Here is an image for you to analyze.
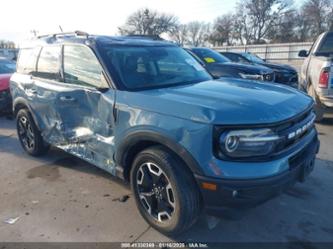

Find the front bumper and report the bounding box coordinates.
[274,71,298,87]
[319,95,333,109]
[195,137,320,216]
[0,89,12,112]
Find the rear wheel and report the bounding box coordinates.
[131,146,202,236]
[16,109,49,156]
[308,84,324,122]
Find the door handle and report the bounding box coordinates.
[59,96,76,102]
[26,88,37,96]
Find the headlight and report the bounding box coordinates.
[239,73,263,81]
[219,128,281,158]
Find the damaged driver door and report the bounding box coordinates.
[55,44,117,174]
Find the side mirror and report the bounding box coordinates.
[298,50,308,58]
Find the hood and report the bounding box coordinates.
[0,74,11,91]
[214,62,273,74]
[123,79,313,125]
[259,62,296,72]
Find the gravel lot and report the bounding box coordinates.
[0,114,333,243]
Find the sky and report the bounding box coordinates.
[0,0,305,44]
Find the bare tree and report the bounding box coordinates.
[267,9,299,42]
[300,0,333,39]
[234,0,292,44]
[186,22,210,47]
[209,14,234,46]
[233,3,257,44]
[118,8,179,36]
[294,10,313,41]
[329,4,333,31]
[119,3,333,46]
[170,24,188,46]
[232,9,249,45]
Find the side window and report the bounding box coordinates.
[317,33,333,54]
[36,46,61,80]
[63,45,108,88]
[17,47,40,74]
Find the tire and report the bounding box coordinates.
[16,109,49,156]
[307,84,324,122]
[130,146,202,236]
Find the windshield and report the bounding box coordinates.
[0,60,16,74]
[191,48,230,64]
[99,45,212,90]
[241,53,265,64]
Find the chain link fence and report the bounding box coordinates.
[214,42,313,72]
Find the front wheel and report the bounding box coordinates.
[131,146,202,236]
[16,109,49,156]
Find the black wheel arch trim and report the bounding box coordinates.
[13,98,41,130]
[115,130,204,180]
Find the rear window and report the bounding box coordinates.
[36,46,61,80]
[317,32,333,55]
[17,48,40,74]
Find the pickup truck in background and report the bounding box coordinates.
[299,31,333,121]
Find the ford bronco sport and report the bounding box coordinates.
[10,31,319,235]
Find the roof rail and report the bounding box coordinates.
[37,30,89,39]
[125,35,164,41]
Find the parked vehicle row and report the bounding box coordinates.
[10,31,319,235]
[184,47,299,88]
[298,31,333,121]
[186,48,275,82]
[221,52,299,87]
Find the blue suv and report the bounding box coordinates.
[10,31,319,235]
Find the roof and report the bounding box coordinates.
[220,51,239,54]
[20,31,176,48]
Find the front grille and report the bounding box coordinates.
[274,109,315,154]
[289,136,317,170]
[275,71,298,84]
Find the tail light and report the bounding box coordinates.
[319,67,330,88]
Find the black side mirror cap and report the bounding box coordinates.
[298,50,308,57]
